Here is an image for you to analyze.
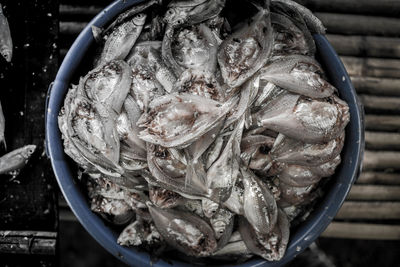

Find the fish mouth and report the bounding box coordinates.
[1,50,12,62]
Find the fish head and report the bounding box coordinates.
[1,48,12,63]
[164,7,188,26]
[133,13,147,26]
[23,145,37,157]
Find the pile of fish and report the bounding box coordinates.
[58,0,350,262]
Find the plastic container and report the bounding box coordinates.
[45,0,365,266]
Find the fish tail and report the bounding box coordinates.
[0,137,6,151]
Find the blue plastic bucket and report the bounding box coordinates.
[45,1,365,266]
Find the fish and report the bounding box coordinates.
[102,0,161,36]
[164,0,226,27]
[149,186,184,209]
[91,195,134,225]
[81,60,132,114]
[271,0,326,34]
[96,13,146,66]
[276,164,322,187]
[270,12,315,56]
[147,202,218,257]
[137,93,232,148]
[202,198,220,218]
[270,132,345,166]
[129,53,166,112]
[253,94,350,144]
[206,118,244,202]
[222,179,244,215]
[260,55,335,98]
[0,4,12,62]
[217,2,273,88]
[279,181,317,206]
[241,167,278,235]
[240,134,275,170]
[65,96,123,177]
[145,143,208,198]
[239,208,290,261]
[162,1,225,76]
[173,69,224,101]
[0,145,36,176]
[209,207,234,248]
[0,100,6,149]
[172,23,219,73]
[118,219,162,247]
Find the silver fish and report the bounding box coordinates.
[119,145,148,172]
[0,100,5,149]
[102,0,161,36]
[146,46,177,93]
[117,96,147,158]
[162,1,225,76]
[202,198,220,218]
[129,52,166,112]
[206,118,244,202]
[270,132,345,166]
[239,208,290,261]
[137,93,232,148]
[149,186,184,209]
[271,12,315,56]
[81,60,132,113]
[276,164,322,187]
[59,86,94,170]
[271,0,326,34]
[204,134,224,169]
[217,3,273,88]
[260,55,335,98]
[241,167,278,235]
[210,208,234,248]
[146,143,208,197]
[0,145,36,176]
[310,155,341,177]
[172,23,219,73]
[212,240,251,258]
[91,195,134,225]
[164,0,226,27]
[222,178,244,215]
[65,96,123,176]
[118,219,162,247]
[173,69,224,101]
[147,202,218,257]
[97,13,146,66]
[0,4,12,62]
[240,134,275,170]
[253,94,350,144]
[279,181,317,206]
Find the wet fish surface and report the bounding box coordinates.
[58,0,351,263]
[0,4,12,62]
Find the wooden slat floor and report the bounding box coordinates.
[57,0,400,241]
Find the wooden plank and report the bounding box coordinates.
[342,56,400,79]
[357,172,400,185]
[365,115,400,131]
[60,5,102,21]
[336,202,400,220]
[363,151,400,170]
[365,132,400,150]
[0,231,57,255]
[360,95,400,114]
[347,185,400,200]
[327,34,400,58]
[315,13,400,37]
[321,222,400,240]
[295,0,400,17]
[59,21,87,35]
[351,76,400,96]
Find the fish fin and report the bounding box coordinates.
[0,138,6,151]
[91,25,103,43]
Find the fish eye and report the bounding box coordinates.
[168,10,174,15]
[177,19,182,24]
